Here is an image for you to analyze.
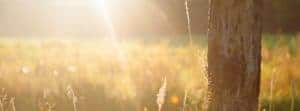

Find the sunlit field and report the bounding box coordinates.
[0,35,298,111]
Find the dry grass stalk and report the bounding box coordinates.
[185,0,193,47]
[67,85,78,111]
[290,79,296,111]
[157,77,167,111]
[10,97,16,111]
[182,89,188,111]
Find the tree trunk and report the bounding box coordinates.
[207,0,262,111]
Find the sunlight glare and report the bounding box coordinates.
[93,0,128,69]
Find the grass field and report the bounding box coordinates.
[0,35,299,111]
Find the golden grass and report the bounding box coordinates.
[0,36,298,111]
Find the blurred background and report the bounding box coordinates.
[0,0,299,37]
[0,0,299,111]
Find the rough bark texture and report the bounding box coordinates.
[207,0,262,111]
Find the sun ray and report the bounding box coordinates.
[94,0,128,69]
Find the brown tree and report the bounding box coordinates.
[207,0,262,111]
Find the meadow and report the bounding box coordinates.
[0,35,299,111]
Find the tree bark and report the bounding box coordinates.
[207,0,262,111]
